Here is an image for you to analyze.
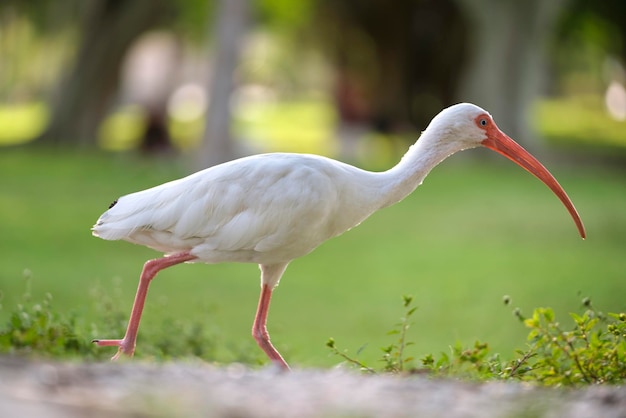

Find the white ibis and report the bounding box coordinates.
[92,103,585,369]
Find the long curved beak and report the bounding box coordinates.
[482,129,586,239]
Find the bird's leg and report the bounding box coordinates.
[252,284,290,370]
[93,251,196,360]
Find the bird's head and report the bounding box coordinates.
[425,103,495,150]
[427,103,586,239]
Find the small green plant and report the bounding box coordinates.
[421,340,503,380]
[326,338,375,373]
[327,294,418,373]
[381,295,417,372]
[329,294,626,385]
[0,270,96,357]
[423,296,626,385]
[509,299,626,385]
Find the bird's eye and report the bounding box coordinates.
[479,118,488,127]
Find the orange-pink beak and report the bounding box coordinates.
[481,126,586,239]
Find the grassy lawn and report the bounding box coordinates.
[1,146,624,367]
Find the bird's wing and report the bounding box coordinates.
[188,155,342,254]
[93,154,343,256]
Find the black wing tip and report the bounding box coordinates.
[108,199,118,209]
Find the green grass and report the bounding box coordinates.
[0,147,625,367]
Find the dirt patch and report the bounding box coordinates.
[1,356,625,417]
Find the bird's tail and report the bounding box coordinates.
[91,209,136,241]
[91,213,117,240]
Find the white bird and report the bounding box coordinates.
[92,103,586,370]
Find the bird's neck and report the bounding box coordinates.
[376,131,464,209]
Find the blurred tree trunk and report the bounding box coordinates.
[36,0,170,147]
[197,0,250,169]
[454,0,569,151]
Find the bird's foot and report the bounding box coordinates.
[92,338,135,361]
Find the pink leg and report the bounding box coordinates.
[252,284,290,370]
[93,252,196,360]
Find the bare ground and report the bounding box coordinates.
[1,356,625,418]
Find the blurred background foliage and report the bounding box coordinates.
[0,0,624,160]
[0,0,625,366]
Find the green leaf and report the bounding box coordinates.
[524,317,539,328]
[570,312,586,326]
[421,354,434,366]
[542,308,555,322]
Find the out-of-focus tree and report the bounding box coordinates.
[553,0,626,95]
[198,0,321,166]
[455,0,569,150]
[198,0,251,168]
[312,0,584,152]
[36,0,174,147]
[315,0,468,134]
[3,0,212,149]
[0,0,80,101]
